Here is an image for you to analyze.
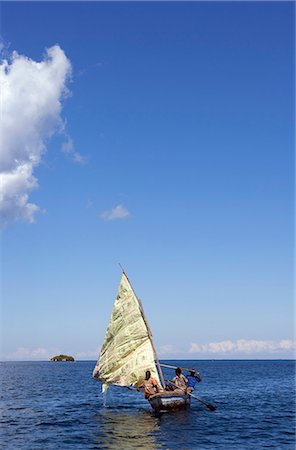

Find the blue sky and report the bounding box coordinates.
[1,1,294,360]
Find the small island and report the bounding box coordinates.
[50,354,75,362]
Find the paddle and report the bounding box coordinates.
[160,363,201,374]
[189,393,217,411]
[165,380,217,411]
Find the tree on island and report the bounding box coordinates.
[50,354,75,362]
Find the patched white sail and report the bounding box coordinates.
[93,273,161,387]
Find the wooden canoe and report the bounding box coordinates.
[148,391,191,413]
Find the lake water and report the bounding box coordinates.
[1,360,295,449]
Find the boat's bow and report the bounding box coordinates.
[148,391,191,413]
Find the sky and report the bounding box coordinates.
[1,1,294,361]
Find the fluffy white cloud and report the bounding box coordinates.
[279,339,295,350]
[4,347,57,360]
[158,344,180,355]
[2,346,100,361]
[75,348,100,359]
[101,204,130,221]
[0,45,72,228]
[31,347,49,357]
[188,339,295,354]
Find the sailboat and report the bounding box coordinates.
[93,270,190,413]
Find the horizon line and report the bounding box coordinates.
[1,358,295,363]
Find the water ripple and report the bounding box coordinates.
[0,360,295,449]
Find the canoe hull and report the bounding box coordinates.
[148,392,191,413]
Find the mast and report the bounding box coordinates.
[121,270,166,389]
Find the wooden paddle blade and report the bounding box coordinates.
[206,403,217,411]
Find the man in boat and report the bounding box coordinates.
[186,369,202,393]
[169,368,188,394]
[137,370,161,399]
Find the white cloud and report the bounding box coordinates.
[61,135,87,164]
[31,347,49,357]
[75,349,100,359]
[101,204,130,221]
[279,339,295,350]
[1,346,101,361]
[188,339,295,355]
[0,45,72,228]
[61,136,74,154]
[72,152,88,164]
[158,344,180,355]
[4,347,57,360]
[7,347,31,359]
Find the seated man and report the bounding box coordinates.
[170,367,188,394]
[138,370,161,399]
[186,369,202,393]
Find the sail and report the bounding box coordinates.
[93,273,161,387]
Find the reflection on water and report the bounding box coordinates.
[95,408,161,449]
[93,386,194,450]
[91,382,196,449]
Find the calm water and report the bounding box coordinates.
[1,360,295,449]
